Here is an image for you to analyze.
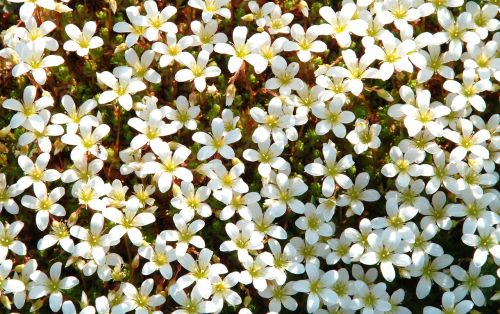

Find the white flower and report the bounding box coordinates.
[0,260,25,298]
[164,95,200,130]
[112,6,148,47]
[247,1,275,27]
[417,45,457,83]
[243,139,288,178]
[113,279,165,313]
[461,224,500,267]
[16,16,58,50]
[190,20,228,52]
[0,220,26,260]
[401,90,450,137]
[451,262,496,306]
[138,236,177,279]
[16,152,61,195]
[443,69,491,112]
[140,0,177,41]
[419,191,453,234]
[12,40,64,85]
[264,6,293,34]
[61,123,110,161]
[2,85,53,131]
[425,150,460,194]
[175,248,227,299]
[205,161,248,204]
[418,0,464,16]
[220,220,264,261]
[337,172,380,216]
[141,143,192,193]
[466,2,500,40]
[171,181,212,218]
[51,95,98,134]
[295,203,333,244]
[29,262,79,312]
[63,21,103,56]
[312,94,355,137]
[261,172,308,217]
[70,213,112,265]
[326,49,380,96]
[294,262,339,313]
[346,119,382,154]
[265,59,304,95]
[289,236,329,266]
[360,232,411,282]
[352,281,392,314]
[0,173,23,215]
[214,26,267,74]
[410,254,454,299]
[18,110,63,153]
[284,24,326,62]
[305,140,354,196]
[463,41,499,80]
[128,108,175,150]
[123,48,161,83]
[423,291,474,314]
[442,118,490,163]
[217,191,261,221]
[188,0,230,22]
[152,34,193,67]
[175,50,221,92]
[435,10,480,57]
[160,213,205,256]
[372,197,418,248]
[380,0,422,31]
[170,288,217,314]
[192,118,241,160]
[248,205,287,240]
[239,253,279,292]
[97,69,147,110]
[12,259,37,309]
[250,97,294,144]
[210,272,242,312]
[370,34,415,80]
[8,0,55,21]
[21,185,65,231]
[37,221,74,253]
[381,146,433,187]
[266,239,304,283]
[318,3,366,48]
[104,198,156,246]
[259,281,298,312]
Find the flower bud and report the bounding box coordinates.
[225,83,236,107]
[241,14,254,22]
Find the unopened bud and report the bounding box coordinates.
[242,14,254,22]
[171,183,182,198]
[114,43,128,54]
[131,254,140,270]
[225,84,236,107]
[299,1,309,17]
[67,209,80,227]
[232,157,242,166]
[30,299,44,312]
[14,264,24,273]
[376,88,394,102]
[53,139,65,155]
[0,295,11,310]
[207,84,218,94]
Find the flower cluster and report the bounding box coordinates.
[0,0,498,313]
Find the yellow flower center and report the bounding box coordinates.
[39,198,52,211]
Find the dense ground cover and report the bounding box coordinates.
[0,0,499,313]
